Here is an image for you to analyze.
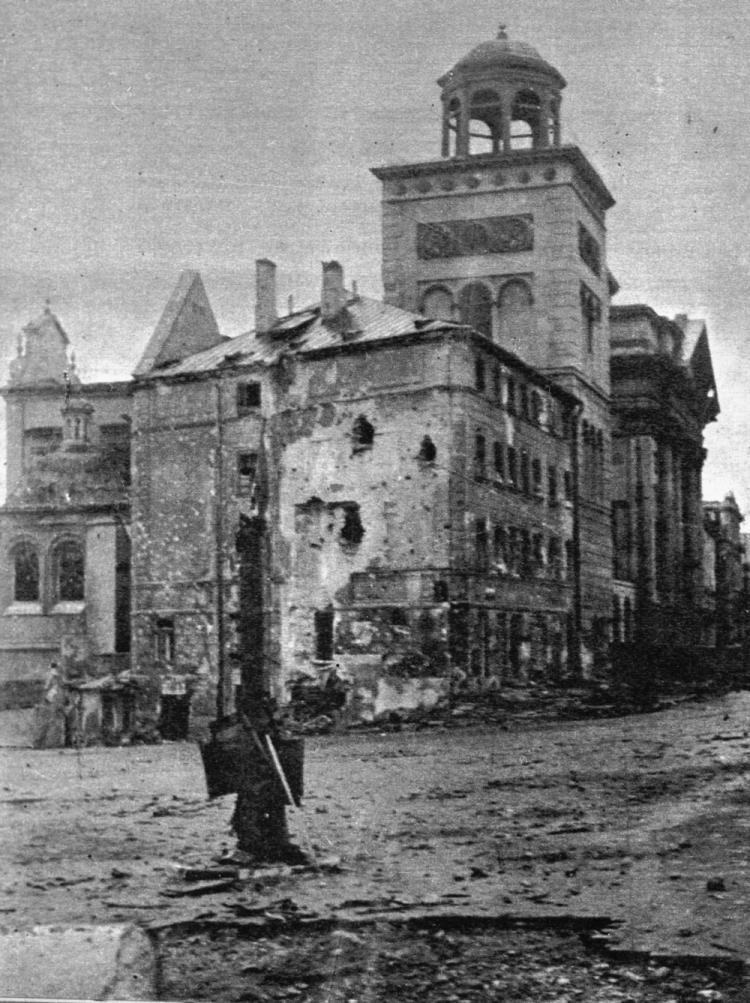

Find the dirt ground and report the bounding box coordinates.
[2,690,750,998]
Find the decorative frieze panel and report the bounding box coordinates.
[417,215,533,260]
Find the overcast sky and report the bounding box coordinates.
[2,0,749,508]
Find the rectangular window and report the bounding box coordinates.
[520,530,531,576]
[237,451,258,495]
[612,501,632,581]
[237,382,262,414]
[506,378,516,415]
[475,517,489,570]
[493,441,505,479]
[474,433,486,478]
[155,617,175,665]
[507,447,518,488]
[493,526,508,570]
[564,540,575,581]
[532,457,543,495]
[563,469,573,502]
[314,609,335,661]
[548,537,562,579]
[475,357,486,393]
[520,451,530,494]
[548,465,558,505]
[532,533,544,574]
[519,383,529,420]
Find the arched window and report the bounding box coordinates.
[511,89,541,149]
[445,97,461,157]
[458,283,492,338]
[469,89,503,155]
[421,286,453,321]
[12,542,39,602]
[52,540,84,602]
[498,280,533,349]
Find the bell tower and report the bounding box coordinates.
[371,26,614,396]
[371,27,617,653]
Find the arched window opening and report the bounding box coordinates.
[510,89,541,149]
[12,543,39,602]
[352,415,374,449]
[458,283,492,338]
[53,540,84,602]
[418,435,437,463]
[498,280,533,349]
[421,286,453,321]
[445,97,461,157]
[468,89,503,155]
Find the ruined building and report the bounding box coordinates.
[0,29,727,731]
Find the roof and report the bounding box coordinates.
[135,295,464,378]
[439,30,566,89]
[133,271,225,376]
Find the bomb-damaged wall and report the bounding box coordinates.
[270,338,455,717]
[130,371,269,734]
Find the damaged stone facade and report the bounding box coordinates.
[1,29,733,735]
[610,306,719,650]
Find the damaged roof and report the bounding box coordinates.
[135,294,465,378]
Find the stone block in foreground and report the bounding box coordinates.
[0,923,156,1000]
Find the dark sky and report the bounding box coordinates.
[2,0,749,507]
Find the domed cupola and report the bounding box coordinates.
[438,27,566,158]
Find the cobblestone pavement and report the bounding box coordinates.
[1,690,750,979]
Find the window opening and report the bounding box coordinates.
[475,517,489,570]
[155,617,175,665]
[433,580,449,602]
[563,470,573,502]
[510,89,541,149]
[494,526,508,570]
[532,457,543,495]
[548,466,558,505]
[54,541,84,602]
[237,451,258,495]
[468,89,503,155]
[498,281,533,349]
[314,609,334,661]
[237,382,261,413]
[520,451,530,494]
[340,504,365,547]
[475,356,486,392]
[493,441,505,479]
[458,283,492,338]
[421,286,453,321]
[507,446,518,488]
[13,543,39,602]
[418,435,436,462]
[474,433,486,477]
[352,415,375,449]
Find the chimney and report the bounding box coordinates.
[321,261,346,322]
[255,258,277,334]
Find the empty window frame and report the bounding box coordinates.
[314,608,335,661]
[520,451,531,494]
[475,517,489,569]
[237,451,258,495]
[52,540,84,602]
[237,382,262,414]
[154,617,175,665]
[532,457,543,495]
[475,356,486,392]
[12,542,39,602]
[352,415,375,449]
[493,441,505,479]
[474,433,486,477]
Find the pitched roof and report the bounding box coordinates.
[133,271,225,377]
[134,294,464,378]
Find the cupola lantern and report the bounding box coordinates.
[438,27,566,158]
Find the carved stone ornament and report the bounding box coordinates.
[417,215,533,260]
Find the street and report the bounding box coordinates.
[2,691,750,998]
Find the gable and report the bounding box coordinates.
[133,271,224,377]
